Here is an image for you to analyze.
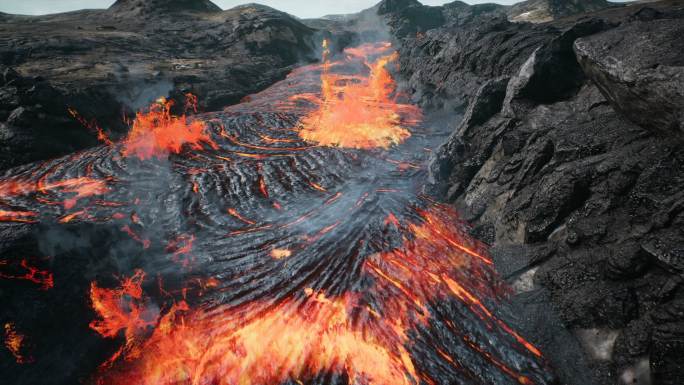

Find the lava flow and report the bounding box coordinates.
[297,41,421,149]
[0,41,553,385]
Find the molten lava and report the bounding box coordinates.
[122,97,217,160]
[4,322,31,364]
[297,41,421,149]
[0,259,54,290]
[93,206,541,385]
[89,270,160,362]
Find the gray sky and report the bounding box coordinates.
[0,0,540,18]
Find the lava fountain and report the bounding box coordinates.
[297,41,421,149]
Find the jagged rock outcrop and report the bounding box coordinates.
[0,66,105,170]
[0,1,317,170]
[575,19,684,137]
[397,15,552,111]
[389,0,684,384]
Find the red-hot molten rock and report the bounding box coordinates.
[122,97,217,160]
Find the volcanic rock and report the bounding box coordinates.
[508,0,615,23]
[575,18,684,137]
[108,0,222,15]
[390,0,684,383]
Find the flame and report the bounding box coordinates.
[4,323,31,364]
[297,41,421,149]
[122,96,217,160]
[89,270,160,363]
[96,291,418,385]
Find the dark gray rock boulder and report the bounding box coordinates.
[575,19,684,137]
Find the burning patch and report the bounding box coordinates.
[122,96,217,160]
[297,41,421,149]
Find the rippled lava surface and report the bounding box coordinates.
[0,44,555,385]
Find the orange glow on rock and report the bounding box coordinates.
[298,41,421,149]
[270,248,292,259]
[0,210,38,223]
[122,97,217,160]
[0,177,110,211]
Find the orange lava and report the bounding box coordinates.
[298,41,421,149]
[0,210,38,223]
[4,322,31,364]
[122,97,217,160]
[93,206,541,385]
[270,248,292,259]
[0,177,110,211]
[89,270,160,362]
[96,290,418,385]
[0,259,54,290]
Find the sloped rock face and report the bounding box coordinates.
[575,19,684,137]
[0,3,317,170]
[391,0,684,384]
[0,66,106,170]
[109,0,222,15]
[397,14,552,111]
[508,0,614,23]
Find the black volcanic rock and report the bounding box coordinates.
[109,0,222,15]
[390,0,684,383]
[397,15,553,111]
[508,0,615,23]
[575,18,684,137]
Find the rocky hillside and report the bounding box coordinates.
[376,0,684,384]
[508,0,615,23]
[0,0,317,171]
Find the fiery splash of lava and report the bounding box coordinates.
[122,97,217,160]
[89,270,160,364]
[297,41,421,149]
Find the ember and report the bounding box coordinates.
[4,323,31,364]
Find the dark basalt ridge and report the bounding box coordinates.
[382,0,684,383]
[109,0,222,14]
